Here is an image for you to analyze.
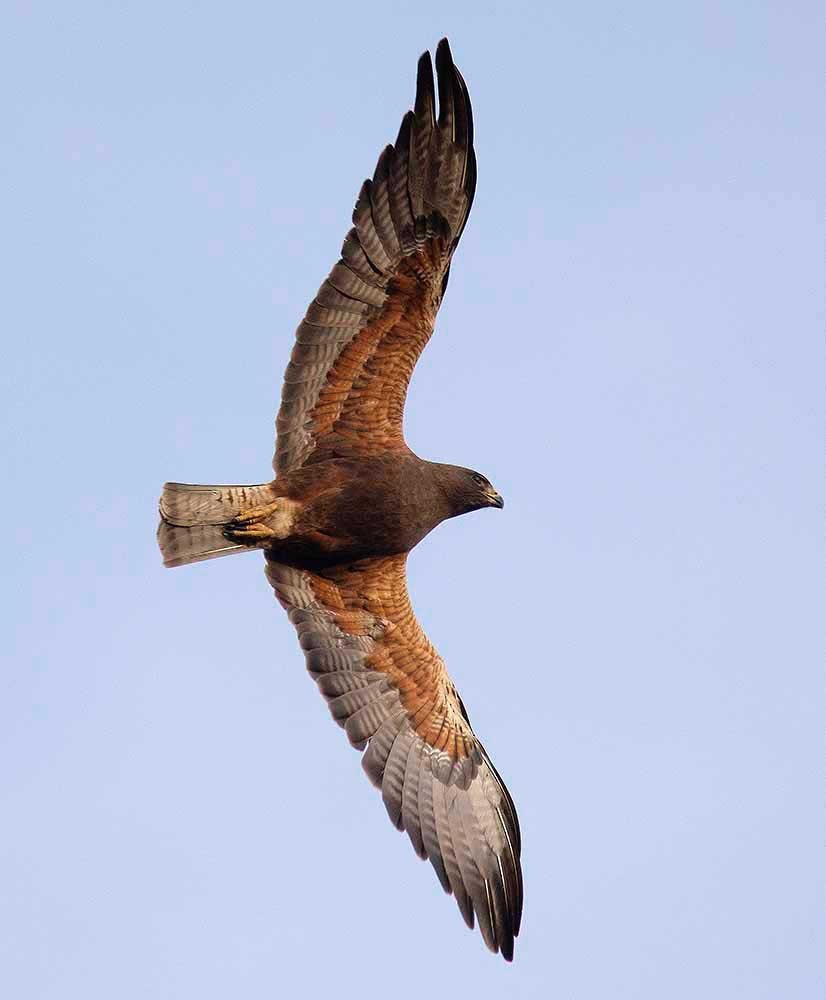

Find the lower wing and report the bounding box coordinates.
[265,552,523,959]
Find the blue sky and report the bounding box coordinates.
[2,2,823,996]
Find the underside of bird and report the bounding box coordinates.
[156,38,523,961]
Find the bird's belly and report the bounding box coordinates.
[268,481,433,569]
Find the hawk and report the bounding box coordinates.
[158,38,523,960]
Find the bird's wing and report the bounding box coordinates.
[274,38,476,475]
[265,553,523,959]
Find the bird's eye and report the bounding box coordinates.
[472,473,486,486]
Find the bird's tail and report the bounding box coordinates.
[157,482,274,568]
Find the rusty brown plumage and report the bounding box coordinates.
[298,256,442,464]
[301,554,475,758]
[157,38,522,960]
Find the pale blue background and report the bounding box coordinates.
[2,2,823,997]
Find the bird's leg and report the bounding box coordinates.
[223,498,300,546]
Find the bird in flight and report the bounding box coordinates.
[158,38,523,960]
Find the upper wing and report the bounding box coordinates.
[265,553,523,960]
[274,38,477,475]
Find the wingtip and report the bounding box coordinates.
[435,37,453,64]
[434,38,458,133]
[414,49,436,124]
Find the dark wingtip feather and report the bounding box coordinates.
[434,38,456,134]
[394,109,413,151]
[450,70,469,150]
[454,67,474,150]
[435,37,452,65]
[414,50,436,125]
[465,147,478,204]
[373,144,392,182]
[435,43,477,238]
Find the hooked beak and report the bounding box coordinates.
[486,488,505,509]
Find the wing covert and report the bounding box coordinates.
[274,39,477,475]
[264,552,523,960]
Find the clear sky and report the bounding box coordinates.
[2,2,823,997]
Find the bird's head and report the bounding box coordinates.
[437,464,504,516]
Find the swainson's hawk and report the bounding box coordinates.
[158,38,523,959]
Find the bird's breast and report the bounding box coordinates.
[309,478,440,554]
[266,456,449,568]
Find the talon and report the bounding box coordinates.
[231,514,257,527]
[224,522,280,545]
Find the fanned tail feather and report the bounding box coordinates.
[157,482,272,568]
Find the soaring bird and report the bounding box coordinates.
[158,38,523,960]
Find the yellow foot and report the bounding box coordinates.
[223,522,278,545]
[231,500,283,526]
[223,498,299,547]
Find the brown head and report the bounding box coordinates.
[430,462,505,518]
